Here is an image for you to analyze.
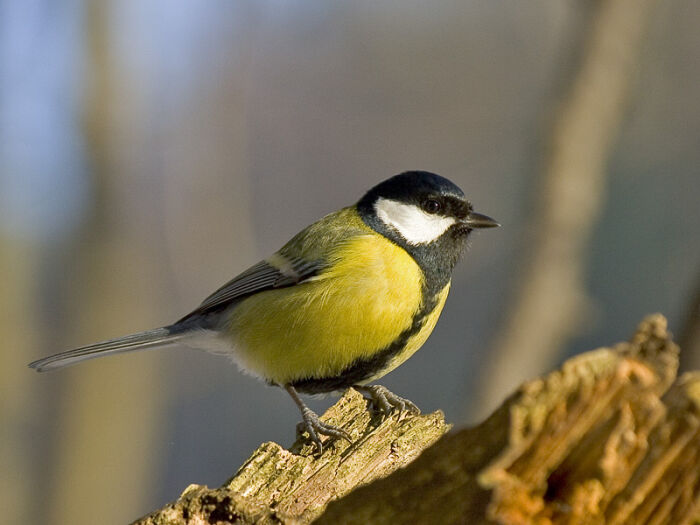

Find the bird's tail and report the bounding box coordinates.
[28,326,188,372]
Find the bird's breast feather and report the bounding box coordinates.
[226,233,425,384]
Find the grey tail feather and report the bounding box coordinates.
[28,326,187,372]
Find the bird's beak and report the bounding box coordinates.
[464,211,500,229]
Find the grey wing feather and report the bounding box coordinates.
[178,256,324,321]
[197,261,282,310]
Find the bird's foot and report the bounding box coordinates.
[295,406,351,454]
[286,384,351,454]
[354,384,420,417]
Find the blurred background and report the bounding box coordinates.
[1,1,698,523]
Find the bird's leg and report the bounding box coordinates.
[284,384,351,453]
[354,384,420,416]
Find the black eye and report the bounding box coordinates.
[422,199,441,214]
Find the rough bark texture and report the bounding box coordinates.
[134,390,449,525]
[134,315,700,524]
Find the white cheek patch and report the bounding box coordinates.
[374,198,457,245]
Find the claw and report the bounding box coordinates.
[286,384,351,454]
[298,407,351,453]
[355,385,420,417]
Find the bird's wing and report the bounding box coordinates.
[178,255,324,321]
[179,207,370,322]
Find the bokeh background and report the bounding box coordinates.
[2,1,699,523]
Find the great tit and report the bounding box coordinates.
[29,171,498,451]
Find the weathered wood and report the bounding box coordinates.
[320,314,699,524]
[134,315,700,524]
[133,389,449,524]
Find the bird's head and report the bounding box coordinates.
[357,171,499,249]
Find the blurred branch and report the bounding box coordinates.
[679,268,700,372]
[134,315,700,524]
[472,0,660,415]
[0,241,42,525]
[47,3,167,523]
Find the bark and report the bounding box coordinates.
[134,314,699,524]
[134,391,450,524]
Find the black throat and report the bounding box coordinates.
[356,200,470,298]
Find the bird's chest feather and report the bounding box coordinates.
[227,234,425,383]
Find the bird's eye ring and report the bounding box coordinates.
[422,199,441,214]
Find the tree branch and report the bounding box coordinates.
[133,390,449,524]
[134,315,699,524]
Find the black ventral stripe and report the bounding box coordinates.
[290,283,443,394]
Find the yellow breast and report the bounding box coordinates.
[226,233,425,385]
[360,281,450,384]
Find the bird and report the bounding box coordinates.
[29,170,499,452]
